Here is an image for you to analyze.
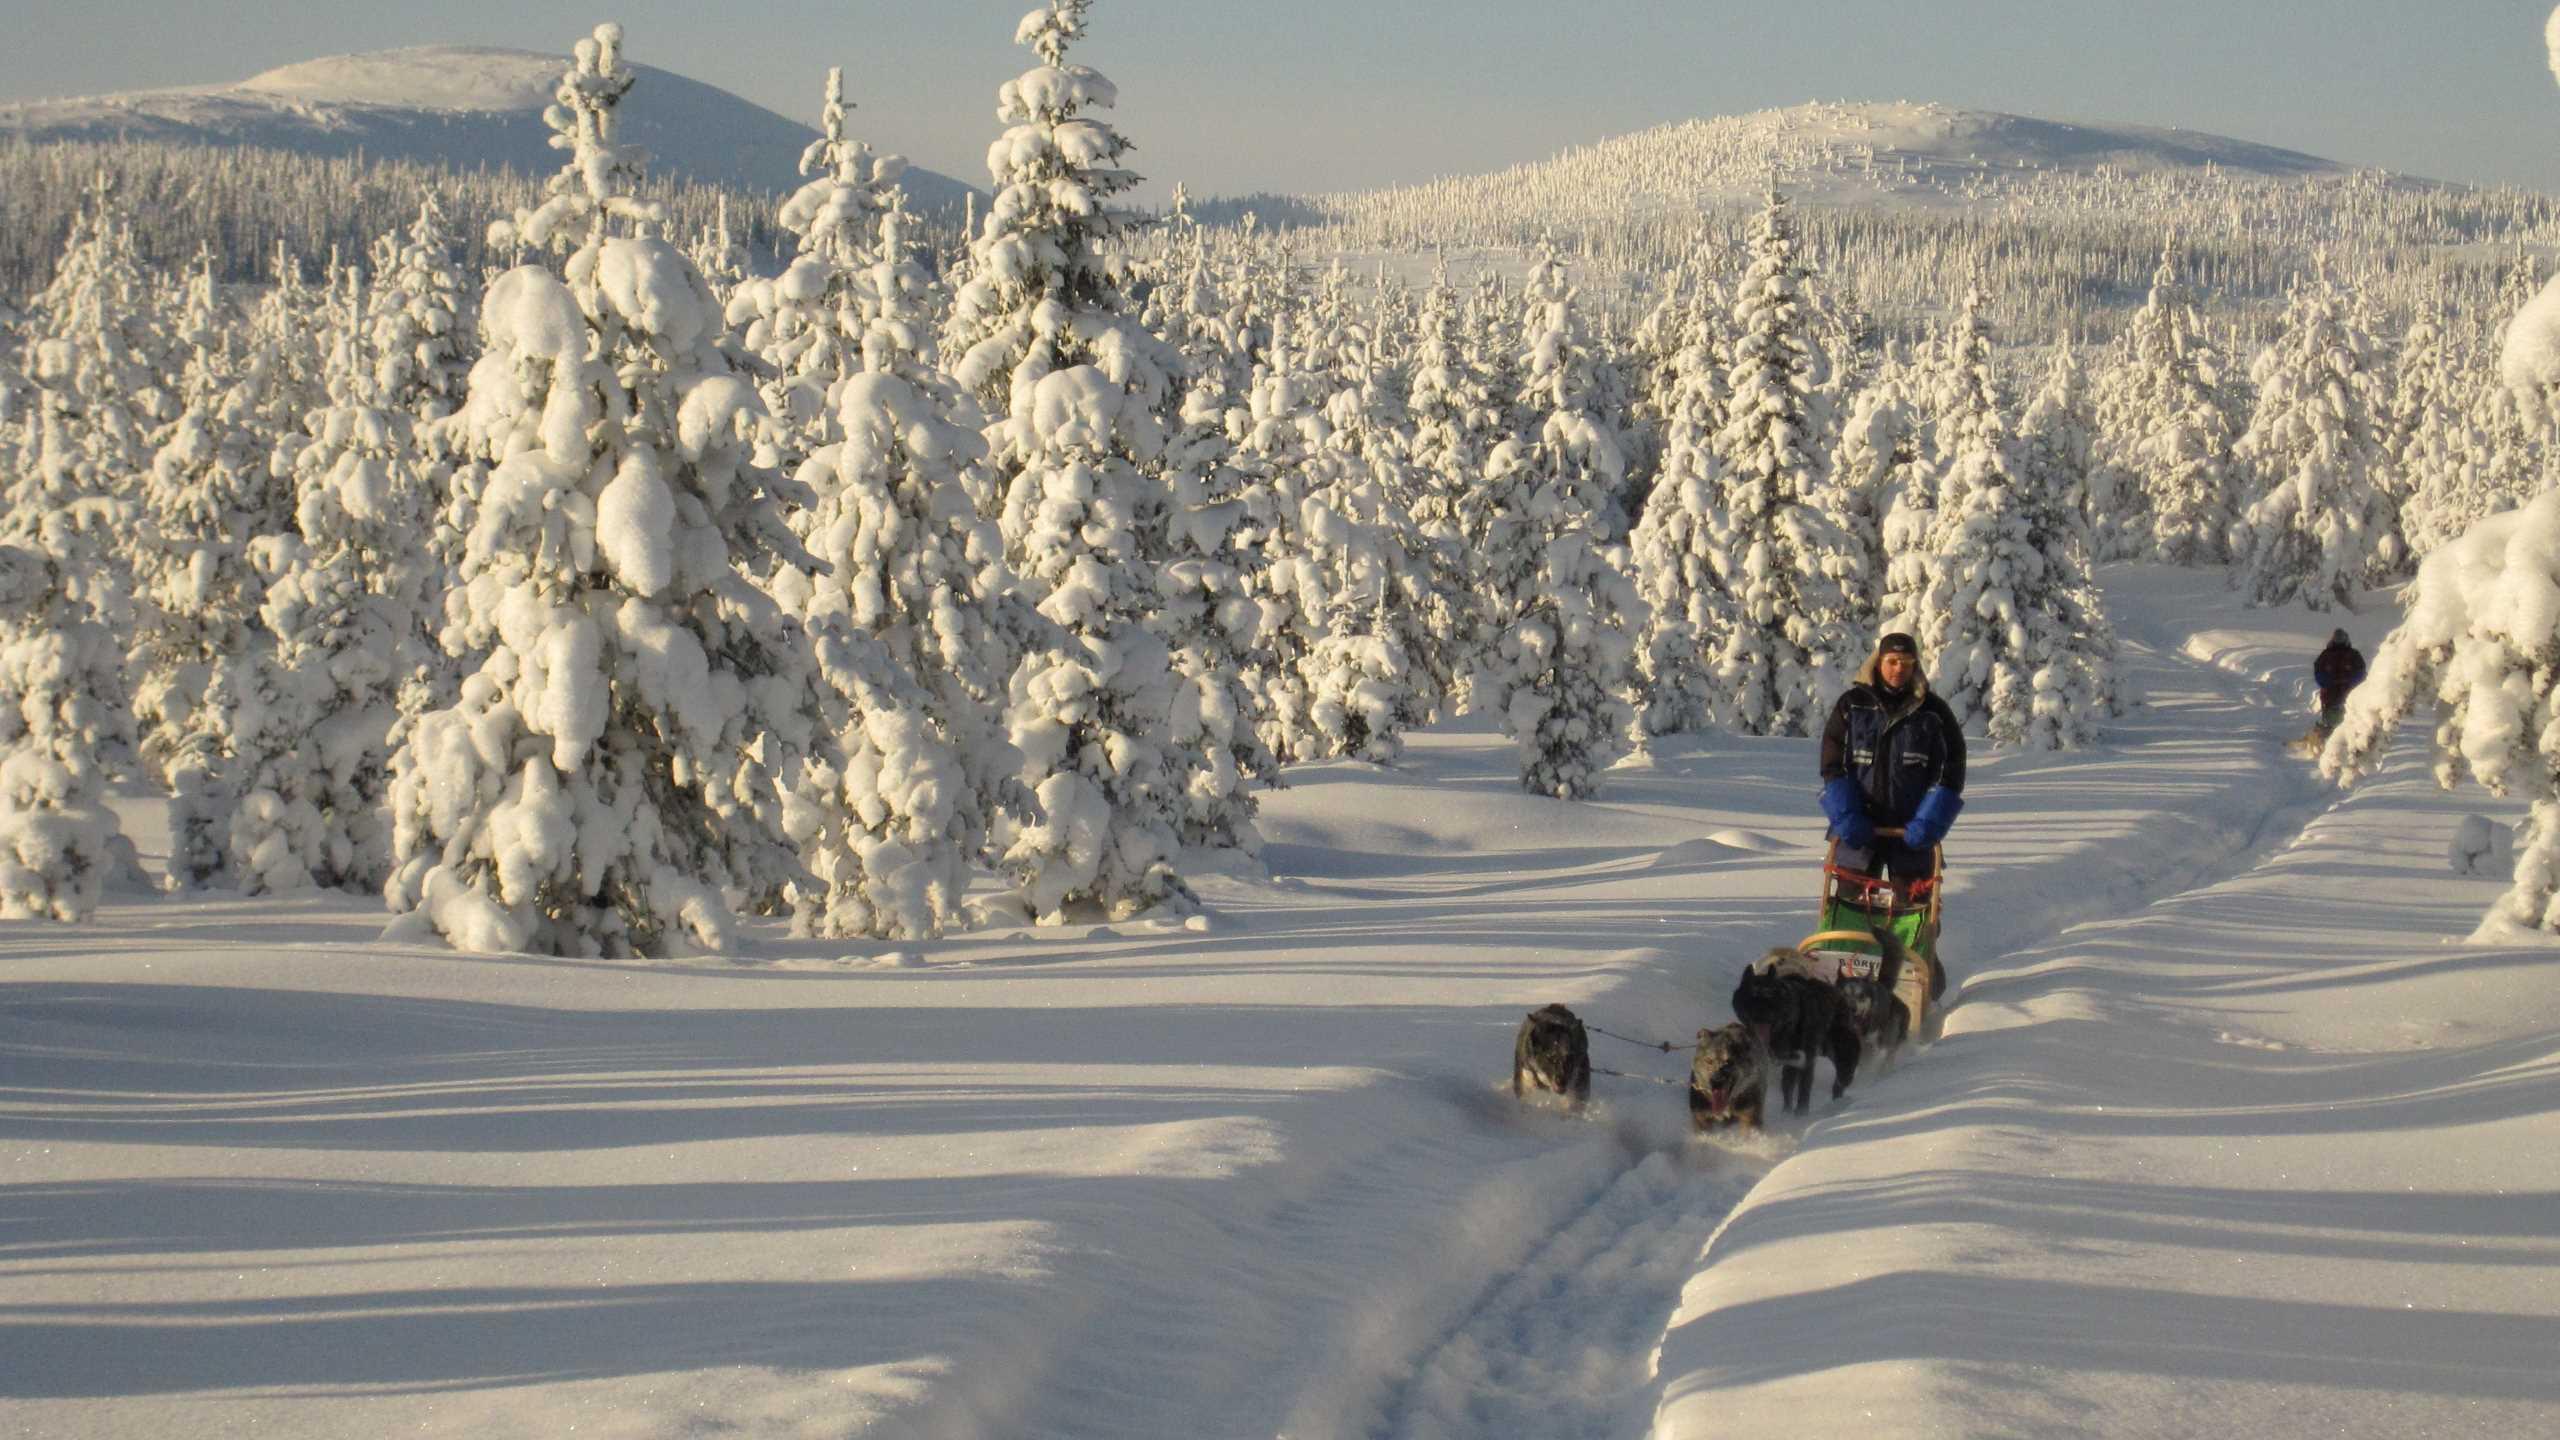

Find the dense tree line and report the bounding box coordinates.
[2,6,2551,946]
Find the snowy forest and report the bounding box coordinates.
[5,0,2560,954]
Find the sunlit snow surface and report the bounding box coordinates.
[5,565,2555,1440]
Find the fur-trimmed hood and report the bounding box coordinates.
[1853,648,1931,703]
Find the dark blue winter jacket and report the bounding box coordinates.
[2312,640,2366,708]
[1819,665,1967,830]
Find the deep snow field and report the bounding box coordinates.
[6,564,2556,1440]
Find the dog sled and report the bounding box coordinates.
[1790,827,1946,1037]
[1510,830,1952,1122]
[2285,709,2343,760]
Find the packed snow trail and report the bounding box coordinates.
[1651,578,2560,1438]
[1358,1140,1766,1440]
[1351,566,2359,1440]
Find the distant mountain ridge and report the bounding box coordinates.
[1729,100,2353,188]
[0,46,976,211]
[1273,100,2387,238]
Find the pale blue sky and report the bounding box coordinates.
[7,0,2559,198]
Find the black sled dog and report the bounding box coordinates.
[1731,953,1863,1114]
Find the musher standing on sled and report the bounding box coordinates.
[1819,631,1966,1027]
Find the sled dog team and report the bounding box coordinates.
[1513,631,1964,1129]
[1512,936,1915,1132]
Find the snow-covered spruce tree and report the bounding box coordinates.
[1918,275,2001,530]
[242,240,332,449]
[2131,245,2243,567]
[1880,345,1961,634]
[780,196,1028,939]
[1464,270,1527,452]
[948,0,1195,919]
[780,613,976,939]
[226,271,451,895]
[133,319,300,887]
[0,201,167,901]
[2322,485,2560,930]
[732,67,906,469]
[1364,265,1420,422]
[1695,188,1865,737]
[1479,245,1642,797]
[1153,377,1273,850]
[1907,328,2116,748]
[1296,433,1438,764]
[2327,7,2560,929]
[2431,256,2558,552]
[363,198,475,718]
[943,0,1169,435]
[2016,342,2100,536]
[1144,220,1275,415]
[1829,376,1918,616]
[1513,245,1632,542]
[1291,278,1446,758]
[367,198,472,430]
[996,368,1191,919]
[10,185,179,599]
[1629,274,1737,737]
[2082,330,2155,562]
[1304,597,1422,764]
[1621,249,1701,513]
[0,524,139,921]
[2088,240,2240,566]
[685,195,752,303]
[2390,303,2478,560]
[1231,338,1330,763]
[1580,306,1644,535]
[1291,259,1361,415]
[383,24,815,956]
[2234,265,2396,611]
[1402,259,1504,711]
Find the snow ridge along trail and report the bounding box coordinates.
[1652,575,2560,1438]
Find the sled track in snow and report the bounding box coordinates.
[1356,1113,1773,1440]
[1355,616,2364,1440]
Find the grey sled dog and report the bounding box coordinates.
[1687,1022,1771,1131]
[1513,1003,1592,1107]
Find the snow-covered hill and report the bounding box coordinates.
[1271,99,2386,239]
[0,46,976,209]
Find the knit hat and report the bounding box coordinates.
[1876,632,1919,658]
[2330,629,2351,646]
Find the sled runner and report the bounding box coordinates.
[1795,827,1945,1035]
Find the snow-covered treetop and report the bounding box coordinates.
[946,0,1169,431]
[780,68,908,268]
[508,23,664,254]
[1017,0,1094,67]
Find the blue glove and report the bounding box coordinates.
[1903,786,1963,850]
[1821,776,1875,848]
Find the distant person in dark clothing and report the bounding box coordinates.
[2312,629,2367,737]
[1819,631,1968,884]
